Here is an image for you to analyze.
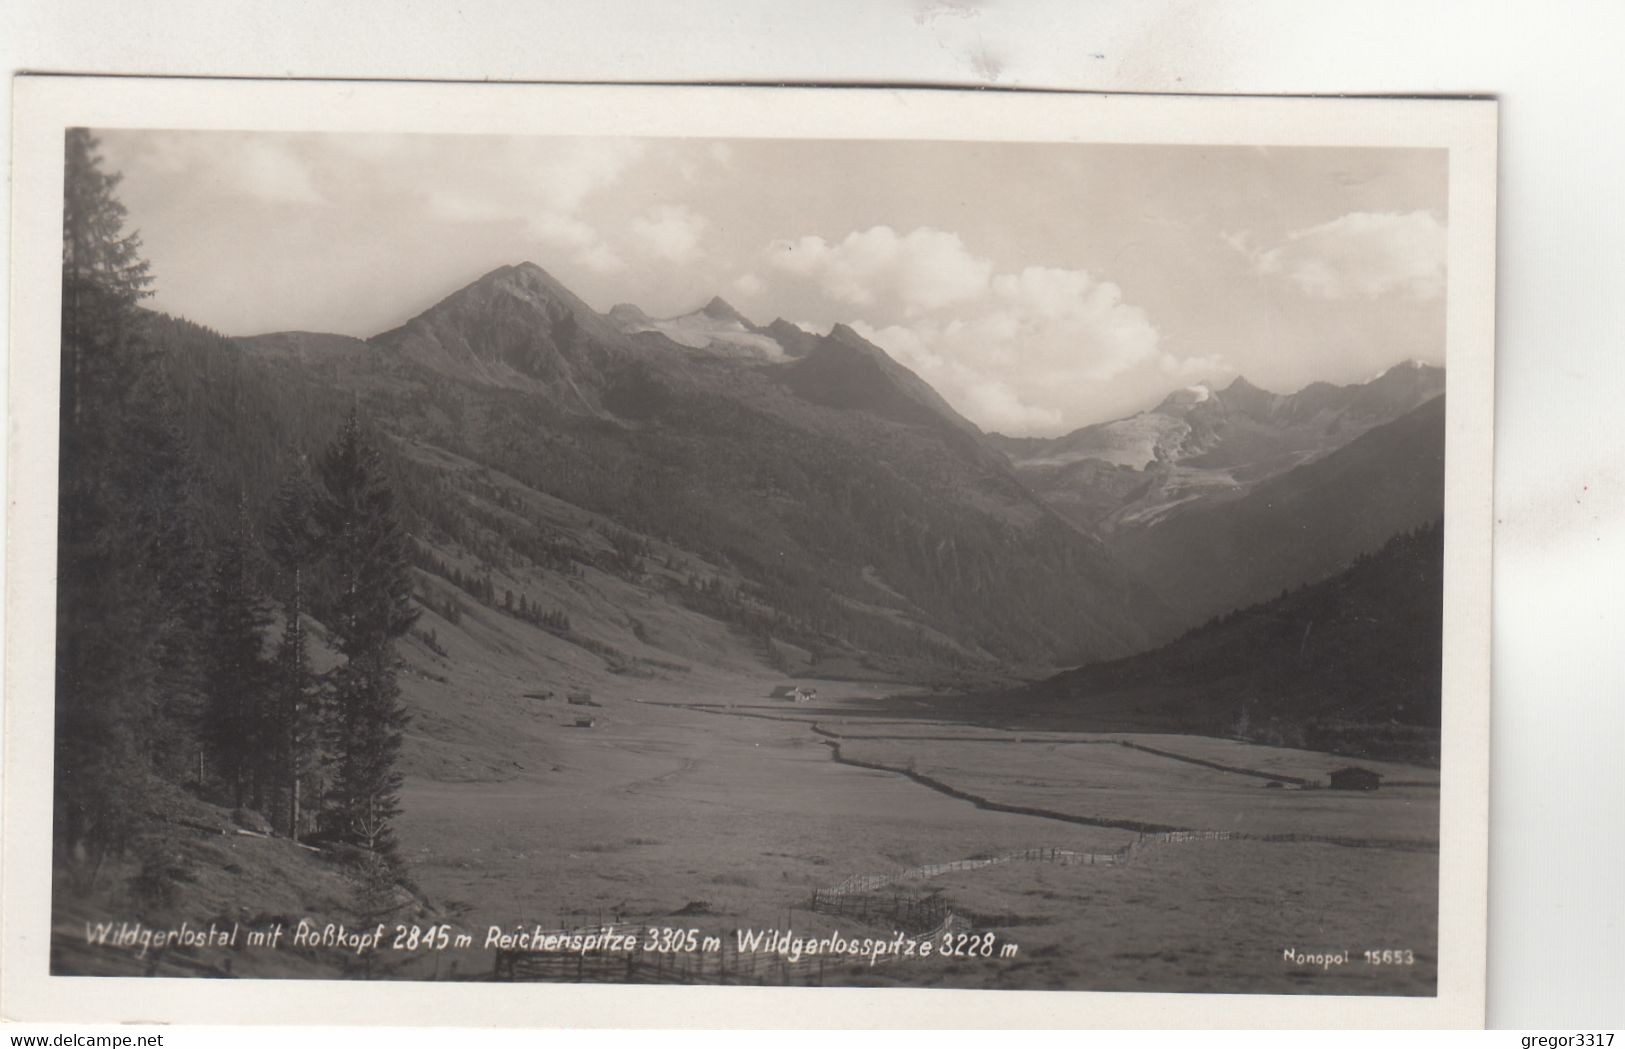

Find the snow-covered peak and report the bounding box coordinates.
[1370,358,1434,381]
[611,297,789,362]
[1154,383,1215,413]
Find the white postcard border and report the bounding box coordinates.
[3,76,1497,1029]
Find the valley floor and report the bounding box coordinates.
[50,673,1439,996]
[394,676,1439,996]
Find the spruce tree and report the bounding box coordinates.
[264,464,325,841]
[315,411,418,858]
[201,492,274,810]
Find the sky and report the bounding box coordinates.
[95,130,1448,436]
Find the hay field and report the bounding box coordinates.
[832,733,1439,843]
[394,682,1439,994]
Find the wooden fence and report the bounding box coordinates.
[810,832,1236,909]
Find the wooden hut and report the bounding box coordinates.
[1327,766,1382,791]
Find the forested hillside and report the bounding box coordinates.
[55,132,421,917]
[1005,521,1445,764]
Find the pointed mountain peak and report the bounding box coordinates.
[762,318,819,358]
[461,260,586,308]
[700,295,751,326]
[1376,358,1441,379]
[490,260,559,287]
[1358,359,1446,398]
[607,302,654,330]
[368,260,623,392]
[826,322,872,347]
[785,323,979,437]
[1216,374,1280,417]
[822,322,905,365]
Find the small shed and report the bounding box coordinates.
[573,716,596,729]
[566,691,596,707]
[1327,766,1382,791]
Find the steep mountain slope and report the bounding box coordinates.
[994,363,1445,533]
[369,325,1168,664]
[161,262,1177,682]
[999,521,1444,764]
[1106,394,1446,625]
[364,263,635,409]
[780,323,983,441]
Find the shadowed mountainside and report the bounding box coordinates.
[1106,394,1445,626]
[995,520,1444,764]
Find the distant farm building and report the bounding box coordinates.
[769,685,818,703]
[566,691,597,707]
[1327,766,1382,791]
[572,717,596,729]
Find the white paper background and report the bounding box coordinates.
[2,0,1622,1030]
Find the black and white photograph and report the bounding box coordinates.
[3,79,1497,1027]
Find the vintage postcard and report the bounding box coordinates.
[2,77,1496,1028]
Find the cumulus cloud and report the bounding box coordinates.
[424,189,617,273]
[138,133,326,205]
[521,138,647,214]
[632,204,708,263]
[1159,351,1230,379]
[798,237,1209,436]
[234,140,326,204]
[525,211,598,250]
[767,226,992,315]
[1230,210,1446,300]
[576,243,626,274]
[419,140,653,274]
[732,272,765,296]
[857,317,1066,434]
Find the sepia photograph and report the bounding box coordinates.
[3,79,1497,1028]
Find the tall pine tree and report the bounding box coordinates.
[264,463,325,842]
[316,410,417,859]
[201,492,274,810]
[56,128,205,872]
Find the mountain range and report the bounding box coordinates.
[215,263,1170,679]
[989,362,1444,534]
[165,260,1444,729]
